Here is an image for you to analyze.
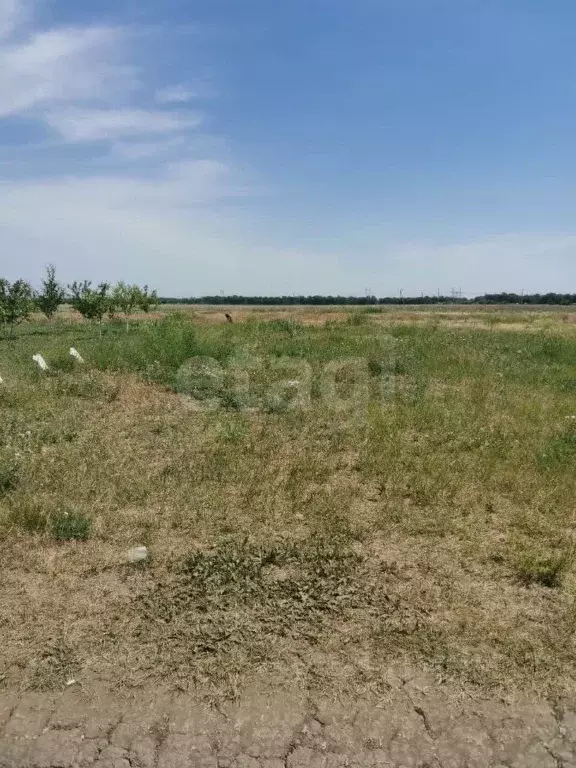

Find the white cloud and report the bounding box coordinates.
[0,1,267,294]
[109,136,188,160]
[2,151,575,295]
[0,26,133,117]
[0,166,339,295]
[0,0,22,39]
[386,234,576,294]
[44,107,203,141]
[155,84,196,104]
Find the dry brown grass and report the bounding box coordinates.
[2,306,576,700]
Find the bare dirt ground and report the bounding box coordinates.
[3,672,576,767]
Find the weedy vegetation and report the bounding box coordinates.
[1,302,576,699]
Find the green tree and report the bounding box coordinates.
[37,264,65,321]
[69,281,110,334]
[0,278,35,337]
[138,285,158,314]
[110,282,141,330]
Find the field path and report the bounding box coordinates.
[2,674,576,767]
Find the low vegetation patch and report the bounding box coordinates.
[513,548,572,588]
[51,510,92,542]
[134,536,368,688]
[0,456,20,496]
[2,304,576,698]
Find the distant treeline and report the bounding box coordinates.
[159,293,576,306]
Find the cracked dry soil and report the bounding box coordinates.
[3,672,576,767]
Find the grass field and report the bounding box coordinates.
[1,304,576,700]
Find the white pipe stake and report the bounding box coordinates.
[32,354,49,371]
[70,348,84,363]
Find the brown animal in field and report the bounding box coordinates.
[224,313,233,323]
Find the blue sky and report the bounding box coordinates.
[1,0,576,296]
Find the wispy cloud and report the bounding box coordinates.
[0,0,265,292]
[45,107,203,142]
[155,84,196,104]
[0,0,204,151]
[109,136,188,161]
[0,26,133,117]
[0,164,336,295]
[0,0,23,39]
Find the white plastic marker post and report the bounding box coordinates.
[32,354,49,372]
[127,546,149,564]
[69,348,84,363]
[0,374,3,384]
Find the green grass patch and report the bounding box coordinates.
[51,510,92,542]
